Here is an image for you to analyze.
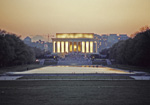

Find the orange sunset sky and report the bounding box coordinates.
[0,0,150,39]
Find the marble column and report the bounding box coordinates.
[53,41,55,53]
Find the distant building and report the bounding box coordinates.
[101,34,108,51]
[23,36,31,45]
[23,37,53,52]
[94,34,101,52]
[46,42,53,52]
[108,34,118,43]
[118,34,129,41]
[31,40,47,51]
[107,34,118,47]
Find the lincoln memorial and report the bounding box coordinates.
[52,33,98,54]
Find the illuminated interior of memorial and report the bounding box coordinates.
[52,33,97,54]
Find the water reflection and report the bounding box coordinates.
[46,65,129,74]
[50,65,104,68]
[13,65,130,74]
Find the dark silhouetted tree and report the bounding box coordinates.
[0,29,35,67]
[109,29,150,67]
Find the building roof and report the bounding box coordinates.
[56,33,94,38]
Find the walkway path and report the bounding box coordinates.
[0,76,22,80]
[130,76,150,80]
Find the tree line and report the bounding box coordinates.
[0,30,35,67]
[109,29,150,67]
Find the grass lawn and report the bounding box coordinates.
[0,80,150,105]
[19,75,133,80]
[0,64,46,74]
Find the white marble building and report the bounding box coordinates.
[52,33,98,54]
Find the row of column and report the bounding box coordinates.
[53,41,97,53]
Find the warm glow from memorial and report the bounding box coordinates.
[65,41,68,53]
[82,42,85,53]
[56,33,94,39]
[57,41,60,53]
[86,42,89,53]
[78,42,81,52]
[74,45,77,51]
[70,42,72,52]
[90,41,93,53]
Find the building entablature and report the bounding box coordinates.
[52,38,97,42]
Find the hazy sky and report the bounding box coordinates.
[0,0,150,39]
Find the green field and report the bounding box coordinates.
[0,80,150,105]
